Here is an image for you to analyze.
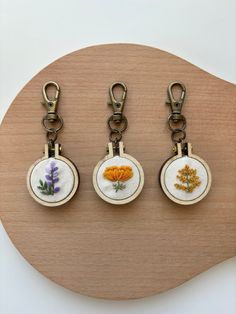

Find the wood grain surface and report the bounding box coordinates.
[0,44,235,300]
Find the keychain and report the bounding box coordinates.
[160,81,212,205]
[93,82,144,205]
[27,81,79,206]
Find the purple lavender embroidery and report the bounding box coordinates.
[37,160,60,195]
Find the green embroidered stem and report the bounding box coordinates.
[113,181,126,192]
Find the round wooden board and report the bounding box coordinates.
[0,44,235,300]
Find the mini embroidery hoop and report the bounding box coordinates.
[93,142,144,205]
[160,142,212,205]
[27,143,79,207]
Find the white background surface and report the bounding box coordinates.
[0,1,235,313]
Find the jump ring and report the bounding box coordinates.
[109,129,122,143]
[42,114,63,133]
[171,129,186,143]
[168,114,186,131]
[46,131,58,143]
[107,115,128,133]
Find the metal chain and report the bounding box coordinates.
[168,114,186,143]
[42,115,63,147]
[107,115,128,151]
[166,81,187,144]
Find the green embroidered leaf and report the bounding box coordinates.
[41,191,51,195]
[38,177,56,196]
[38,180,53,195]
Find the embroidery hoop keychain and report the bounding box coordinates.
[160,81,212,205]
[27,81,79,206]
[93,82,144,205]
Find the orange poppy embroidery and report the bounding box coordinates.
[103,166,133,192]
[174,164,201,193]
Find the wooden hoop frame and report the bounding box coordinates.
[160,143,212,205]
[93,142,144,205]
[27,143,79,207]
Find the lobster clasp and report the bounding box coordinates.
[42,81,60,121]
[166,81,186,122]
[108,82,127,123]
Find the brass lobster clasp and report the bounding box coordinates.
[108,82,127,123]
[42,81,60,122]
[166,81,186,122]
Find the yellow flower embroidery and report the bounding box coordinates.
[174,164,201,193]
[103,166,133,192]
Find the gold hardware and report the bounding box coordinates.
[42,81,60,121]
[166,81,186,122]
[108,82,127,123]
